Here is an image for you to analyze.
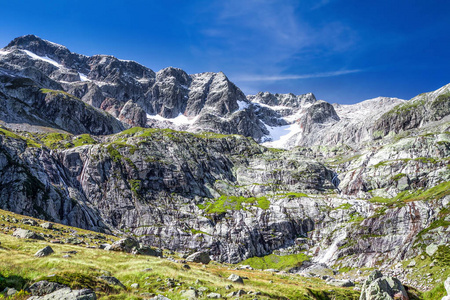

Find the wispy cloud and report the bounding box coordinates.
[234,69,362,82]
[189,0,358,77]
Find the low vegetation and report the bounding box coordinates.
[198,195,270,214]
[0,209,361,299]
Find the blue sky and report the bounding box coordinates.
[1,0,449,104]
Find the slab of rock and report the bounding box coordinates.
[207,292,222,298]
[107,237,139,253]
[65,237,83,245]
[442,277,450,300]
[132,245,162,257]
[228,274,244,284]
[27,287,96,299]
[238,265,253,270]
[35,246,54,257]
[99,243,110,249]
[359,270,409,300]
[186,251,211,264]
[407,260,416,268]
[426,244,439,257]
[5,287,18,296]
[328,279,355,287]
[227,290,246,297]
[28,280,67,296]
[22,218,38,226]
[41,223,54,230]
[13,228,43,240]
[180,289,198,299]
[98,276,125,289]
[150,296,171,300]
[264,269,279,273]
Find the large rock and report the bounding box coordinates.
[228,274,244,284]
[22,218,38,226]
[35,246,54,257]
[359,270,409,300]
[107,237,139,253]
[41,223,54,230]
[98,276,125,289]
[13,228,43,240]
[442,277,450,300]
[131,246,162,257]
[180,289,198,299]
[186,251,211,264]
[27,287,96,300]
[426,244,439,257]
[28,280,67,296]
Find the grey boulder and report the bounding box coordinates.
[107,237,139,253]
[13,228,43,240]
[28,280,67,296]
[98,276,125,289]
[186,251,211,264]
[227,274,244,284]
[442,277,450,300]
[22,218,38,226]
[35,246,54,257]
[359,270,409,300]
[28,287,96,300]
[41,223,54,230]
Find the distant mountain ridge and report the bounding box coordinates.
[4,34,446,149]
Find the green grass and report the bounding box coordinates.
[0,128,40,148]
[335,203,352,210]
[369,181,450,207]
[201,195,271,214]
[72,134,97,147]
[106,144,123,163]
[391,173,406,181]
[129,179,141,196]
[40,88,79,99]
[39,132,72,149]
[383,98,426,117]
[422,283,447,300]
[0,209,361,300]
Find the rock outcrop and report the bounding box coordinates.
[359,270,409,300]
[35,246,54,257]
[28,287,96,300]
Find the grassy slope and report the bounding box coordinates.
[0,209,359,300]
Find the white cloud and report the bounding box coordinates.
[234,69,362,82]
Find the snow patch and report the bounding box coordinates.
[261,123,302,149]
[22,50,62,68]
[147,113,199,125]
[237,100,249,111]
[79,73,90,82]
[0,49,11,56]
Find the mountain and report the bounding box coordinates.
[0,35,449,296]
[1,34,425,149]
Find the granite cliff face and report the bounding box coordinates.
[0,35,449,292]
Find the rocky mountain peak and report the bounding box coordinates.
[156,67,190,86]
[6,34,69,55]
[247,91,316,109]
[4,34,88,72]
